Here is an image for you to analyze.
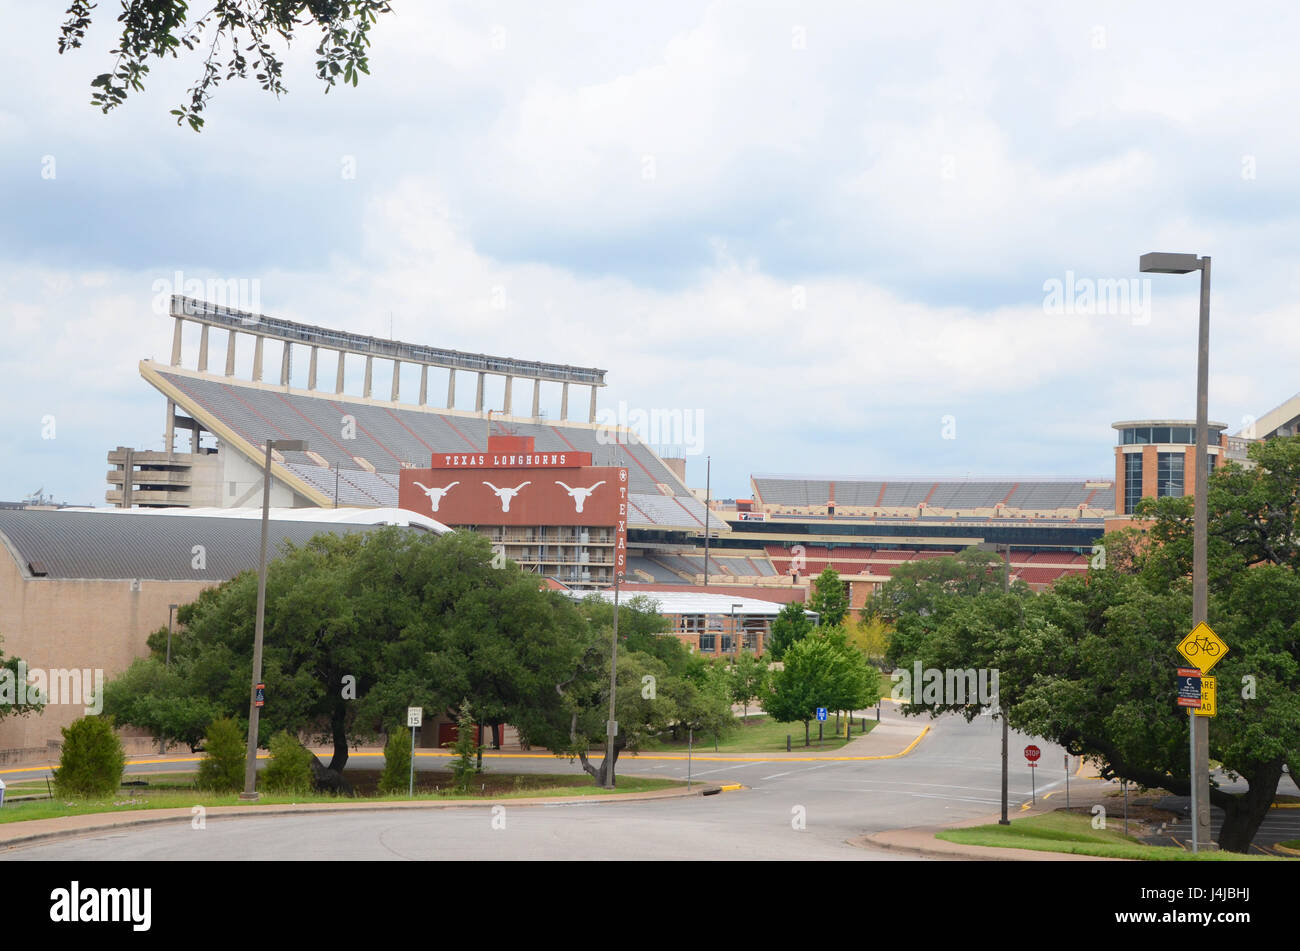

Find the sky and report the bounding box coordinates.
[2,1,1299,505]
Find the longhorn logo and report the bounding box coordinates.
[555,480,606,514]
[413,481,459,512]
[483,481,531,512]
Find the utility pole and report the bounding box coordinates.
[603,572,622,789]
[702,456,711,585]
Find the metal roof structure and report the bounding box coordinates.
[562,588,815,617]
[0,508,447,582]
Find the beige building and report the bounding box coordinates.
[0,507,446,763]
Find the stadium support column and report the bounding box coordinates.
[446,369,456,409]
[390,359,401,402]
[532,379,541,418]
[165,399,176,455]
[503,375,514,415]
[419,366,428,406]
[225,330,237,377]
[475,372,485,412]
[171,317,183,366]
[252,335,264,382]
[198,325,209,372]
[336,353,346,394]
[280,344,291,386]
[589,385,598,423]
[363,356,373,398]
[308,347,318,390]
[561,382,570,421]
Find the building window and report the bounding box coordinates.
[720,634,733,653]
[1157,452,1184,499]
[698,632,716,652]
[1124,453,1143,514]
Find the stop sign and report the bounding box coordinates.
[1024,745,1041,762]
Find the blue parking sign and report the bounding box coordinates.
[816,707,827,721]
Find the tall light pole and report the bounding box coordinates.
[165,603,178,668]
[978,541,1011,824]
[241,437,309,800]
[731,602,743,656]
[1140,251,1213,851]
[603,570,623,789]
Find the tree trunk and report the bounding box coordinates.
[576,745,622,786]
[1213,761,1283,853]
[804,720,810,747]
[491,722,501,749]
[328,701,348,772]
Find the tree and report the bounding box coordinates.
[766,599,814,662]
[848,615,892,670]
[196,717,245,792]
[378,725,412,796]
[52,716,125,798]
[883,437,1300,851]
[0,641,45,723]
[102,657,219,752]
[446,700,480,794]
[57,1,395,131]
[809,567,849,626]
[727,651,769,722]
[261,731,314,794]
[766,631,877,746]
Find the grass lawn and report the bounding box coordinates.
[0,772,683,825]
[640,714,875,754]
[938,810,1287,861]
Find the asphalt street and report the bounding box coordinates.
[1,707,1079,860]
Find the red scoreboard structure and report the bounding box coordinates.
[399,435,628,587]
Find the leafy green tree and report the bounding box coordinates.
[446,701,480,794]
[261,731,314,795]
[883,437,1300,851]
[0,641,45,723]
[766,632,877,745]
[57,0,395,131]
[728,651,769,721]
[52,716,125,798]
[102,658,219,752]
[849,615,893,670]
[379,725,413,796]
[809,567,849,626]
[766,600,814,662]
[196,717,246,792]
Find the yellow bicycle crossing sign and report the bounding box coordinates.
[1178,622,1228,673]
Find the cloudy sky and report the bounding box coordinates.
[3,1,1299,505]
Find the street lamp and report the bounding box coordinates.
[603,569,624,789]
[977,541,1012,824]
[1140,250,1213,852]
[731,602,743,656]
[241,437,309,800]
[165,603,178,668]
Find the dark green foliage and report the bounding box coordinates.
[52,716,125,798]
[196,717,246,792]
[57,0,395,130]
[446,702,479,793]
[379,725,412,796]
[766,600,814,661]
[808,567,849,627]
[261,731,314,795]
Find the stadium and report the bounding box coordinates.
[2,295,1296,758]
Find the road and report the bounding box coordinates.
[1,708,1077,860]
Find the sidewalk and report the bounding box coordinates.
[858,774,1130,861]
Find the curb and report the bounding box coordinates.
[0,784,720,853]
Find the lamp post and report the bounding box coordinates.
[731,602,743,656]
[603,570,623,789]
[165,603,178,668]
[1140,251,1213,852]
[976,541,1012,823]
[241,438,309,800]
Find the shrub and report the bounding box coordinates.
[196,717,246,792]
[378,725,412,796]
[445,700,480,794]
[260,731,313,795]
[52,716,125,798]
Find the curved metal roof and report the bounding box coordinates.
[0,509,440,582]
